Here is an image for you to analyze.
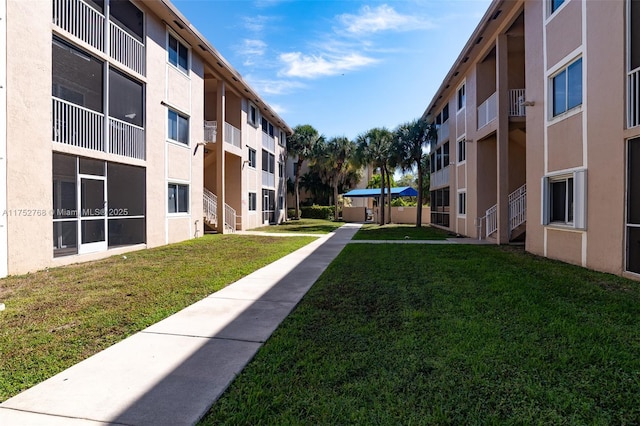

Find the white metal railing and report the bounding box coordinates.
[486,204,498,237]
[110,21,145,75]
[437,120,450,143]
[224,203,236,232]
[109,117,145,159]
[53,97,104,151]
[203,188,217,228]
[628,67,640,128]
[431,166,450,188]
[224,122,241,149]
[262,132,275,152]
[53,0,105,52]
[478,91,497,129]
[509,89,526,117]
[262,171,275,187]
[204,121,217,142]
[508,184,527,232]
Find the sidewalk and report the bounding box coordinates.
[0,224,362,426]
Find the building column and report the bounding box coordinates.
[215,80,226,233]
[496,34,510,244]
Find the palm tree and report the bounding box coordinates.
[393,119,436,227]
[287,124,323,220]
[356,128,394,225]
[316,136,357,221]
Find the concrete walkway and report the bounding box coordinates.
[0,223,362,426]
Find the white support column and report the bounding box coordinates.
[0,0,8,277]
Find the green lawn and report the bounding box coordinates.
[0,234,315,402]
[201,244,640,424]
[353,223,451,240]
[251,219,344,234]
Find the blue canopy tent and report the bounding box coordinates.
[342,186,419,198]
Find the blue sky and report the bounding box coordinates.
[173,0,492,140]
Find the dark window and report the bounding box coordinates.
[458,192,466,215]
[109,0,144,42]
[168,109,189,144]
[52,37,103,112]
[248,148,257,167]
[53,154,79,257]
[457,139,466,162]
[262,150,275,173]
[442,104,449,122]
[443,142,449,168]
[249,192,257,211]
[109,68,143,127]
[249,105,257,125]
[631,0,640,71]
[79,157,105,176]
[457,85,466,110]
[168,183,189,213]
[552,58,582,116]
[430,187,450,227]
[550,178,574,223]
[168,33,188,73]
[551,0,565,14]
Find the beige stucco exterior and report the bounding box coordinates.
[1,0,290,276]
[424,0,640,278]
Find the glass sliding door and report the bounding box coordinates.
[78,176,107,254]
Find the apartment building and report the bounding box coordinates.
[425,0,640,277]
[0,0,290,277]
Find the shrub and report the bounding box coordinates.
[300,205,334,220]
[287,208,296,219]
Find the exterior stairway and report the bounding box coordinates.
[203,187,237,233]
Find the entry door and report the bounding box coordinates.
[78,175,107,254]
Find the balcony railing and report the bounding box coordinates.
[262,171,275,187]
[508,184,527,232]
[53,97,104,151]
[262,132,275,152]
[53,0,145,76]
[437,120,450,143]
[53,97,144,160]
[53,0,105,52]
[431,166,449,188]
[224,203,237,233]
[509,89,526,117]
[628,67,640,128]
[109,117,145,160]
[478,92,497,129]
[110,22,145,75]
[203,187,217,228]
[486,204,498,237]
[224,122,241,149]
[204,121,217,142]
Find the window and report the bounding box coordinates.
[552,58,582,117]
[262,149,275,174]
[430,187,450,227]
[168,109,189,145]
[457,84,466,111]
[458,192,466,216]
[542,170,586,229]
[430,153,436,173]
[249,104,257,126]
[168,183,189,213]
[457,139,466,163]
[168,33,188,74]
[248,192,257,211]
[435,147,442,171]
[279,131,286,146]
[443,142,449,167]
[109,68,143,127]
[261,118,274,136]
[248,148,257,168]
[550,0,565,14]
[110,0,144,43]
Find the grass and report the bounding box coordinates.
[0,234,315,402]
[352,223,451,240]
[201,244,640,424]
[251,218,344,234]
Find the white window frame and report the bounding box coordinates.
[549,57,583,119]
[547,0,567,17]
[248,147,257,168]
[457,83,466,111]
[457,191,466,217]
[168,182,190,214]
[167,30,190,75]
[248,192,257,211]
[248,103,259,127]
[542,169,587,229]
[167,108,189,146]
[457,138,466,164]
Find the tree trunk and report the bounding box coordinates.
[333,182,339,221]
[379,169,385,225]
[416,158,423,228]
[294,158,303,219]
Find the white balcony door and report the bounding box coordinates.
[78,176,107,254]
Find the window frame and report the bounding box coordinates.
[248,103,258,127]
[248,147,257,168]
[167,31,190,75]
[248,192,257,211]
[542,169,587,229]
[457,138,466,164]
[167,108,189,146]
[168,182,189,214]
[549,0,566,16]
[550,57,583,118]
[457,83,466,111]
[457,191,467,217]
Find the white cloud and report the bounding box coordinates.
[245,74,306,95]
[239,39,267,65]
[278,51,378,79]
[243,15,271,33]
[338,4,433,35]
